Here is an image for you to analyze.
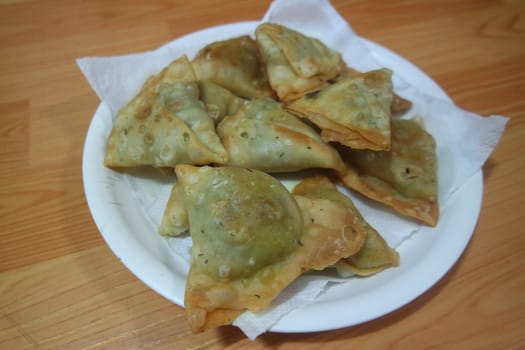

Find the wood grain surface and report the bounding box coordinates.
[1,0,524,349]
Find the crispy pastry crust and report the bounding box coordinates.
[255,23,342,102]
[286,68,394,150]
[337,118,439,226]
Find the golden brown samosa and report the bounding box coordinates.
[286,68,394,151]
[255,22,343,102]
[197,80,246,124]
[216,98,346,173]
[337,118,439,226]
[191,35,275,99]
[175,165,366,333]
[104,56,228,168]
[337,65,412,115]
[158,180,188,237]
[292,176,399,277]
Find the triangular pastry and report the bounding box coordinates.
[104,56,228,168]
[158,179,188,237]
[255,22,342,102]
[286,68,394,150]
[174,165,367,332]
[197,80,246,124]
[292,176,399,276]
[337,118,439,226]
[216,98,346,173]
[337,65,412,115]
[191,35,275,99]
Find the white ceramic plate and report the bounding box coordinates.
[82,22,482,333]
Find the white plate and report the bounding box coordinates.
[82,22,482,333]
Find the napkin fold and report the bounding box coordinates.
[77,0,508,340]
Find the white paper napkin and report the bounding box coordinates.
[77,0,508,340]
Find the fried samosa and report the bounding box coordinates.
[104,56,228,168]
[292,176,399,276]
[335,228,401,277]
[158,180,188,237]
[337,118,439,226]
[286,68,394,150]
[191,35,275,99]
[175,165,367,333]
[216,98,346,172]
[255,22,342,102]
[197,80,246,124]
[176,165,301,332]
[391,93,413,115]
[337,65,412,115]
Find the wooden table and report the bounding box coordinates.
[1,0,524,348]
